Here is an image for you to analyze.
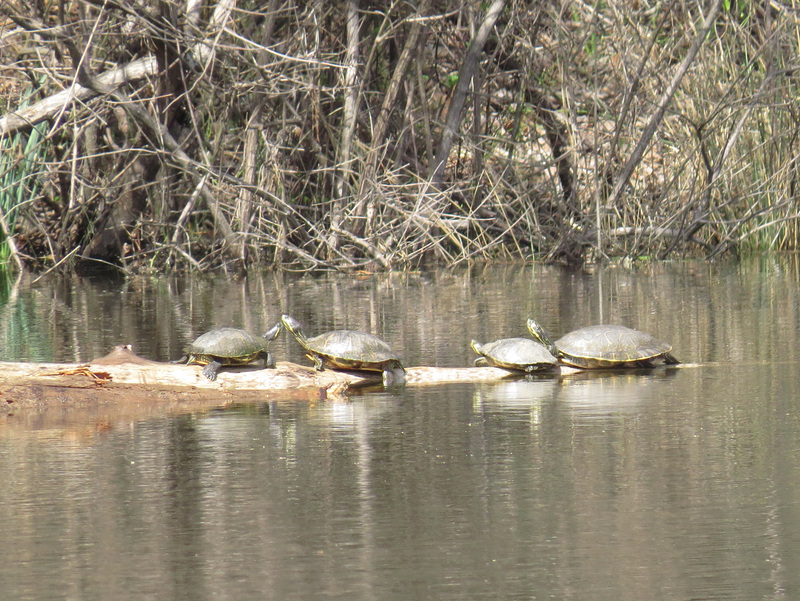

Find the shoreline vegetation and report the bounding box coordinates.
[1,1,799,274]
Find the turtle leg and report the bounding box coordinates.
[382,365,406,386]
[261,350,276,369]
[664,353,680,365]
[311,354,325,371]
[172,355,190,364]
[202,360,222,381]
[474,357,489,367]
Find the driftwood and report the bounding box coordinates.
[0,346,692,438]
[0,346,541,429]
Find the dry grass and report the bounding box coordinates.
[0,0,799,273]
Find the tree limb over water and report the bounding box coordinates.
[0,57,158,138]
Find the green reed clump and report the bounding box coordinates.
[0,88,48,265]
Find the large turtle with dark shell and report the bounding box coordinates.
[281,314,405,385]
[470,337,558,373]
[526,319,679,369]
[177,324,281,381]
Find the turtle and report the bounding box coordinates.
[177,324,281,381]
[526,319,680,369]
[470,337,558,373]
[280,314,405,385]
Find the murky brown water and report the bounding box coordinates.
[2,257,800,600]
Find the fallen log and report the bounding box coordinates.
[0,346,689,437]
[0,346,536,421]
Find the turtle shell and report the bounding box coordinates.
[471,338,557,372]
[304,330,403,372]
[184,327,271,365]
[554,324,677,368]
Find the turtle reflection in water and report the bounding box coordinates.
[527,319,679,369]
[281,314,405,385]
[177,324,281,381]
[470,337,558,373]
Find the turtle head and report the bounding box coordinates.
[263,321,282,342]
[280,314,305,341]
[469,340,483,355]
[526,319,559,356]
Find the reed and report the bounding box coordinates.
[0,85,47,267]
[2,0,800,272]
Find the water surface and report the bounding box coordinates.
[2,258,800,600]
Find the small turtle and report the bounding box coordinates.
[470,337,558,373]
[527,319,679,369]
[177,324,281,381]
[281,314,405,385]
